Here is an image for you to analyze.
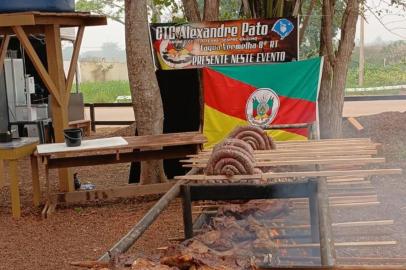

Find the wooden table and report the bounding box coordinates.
[0,138,40,218]
[36,132,207,216]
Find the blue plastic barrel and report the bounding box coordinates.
[0,0,75,13]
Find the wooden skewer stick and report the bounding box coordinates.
[183,158,385,168]
[279,240,396,249]
[175,169,402,181]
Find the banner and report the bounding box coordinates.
[203,57,323,148]
[150,18,298,70]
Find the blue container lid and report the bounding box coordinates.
[0,0,75,13]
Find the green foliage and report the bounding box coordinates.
[299,0,345,59]
[77,80,131,103]
[76,0,125,24]
[346,63,406,89]
[219,0,242,20]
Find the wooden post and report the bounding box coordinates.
[0,34,10,73]
[44,24,73,192]
[9,159,21,218]
[99,181,183,261]
[318,177,336,266]
[90,104,96,132]
[181,185,193,239]
[308,179,320,257]
[30,154,41,206]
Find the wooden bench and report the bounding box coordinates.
[36,132,207,217]
[68,119,91,136]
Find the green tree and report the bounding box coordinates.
[76,0,183,23]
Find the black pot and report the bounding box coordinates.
[64,128,83,147]
[0,132,12,143]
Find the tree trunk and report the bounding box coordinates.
[299,0,317,45]
[318,0,360,139]
[181,0,201,22]
[125,0,167,184]
[203,0,220,20]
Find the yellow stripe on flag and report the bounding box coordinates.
[204,105,247,148]
[266,130,307,141]
[203,105,307,149]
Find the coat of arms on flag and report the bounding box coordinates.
[202,57,323,148]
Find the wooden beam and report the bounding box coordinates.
[175,168,402,181]
[12,26,62,107]
[56,182,176,204]
[257,265,406,270]
[184,158,385,168]
[34,15,107,27]
[348,117,364,131]
[278,241,397,249]
[65,26,84,99]
[0,14,36,27]
[0,34,10,73]
[0,26,45,35]
[44,24,73,192]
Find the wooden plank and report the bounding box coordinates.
[200,145,378,155]
[257,265,406,270]
[183,158,385,168]
[275,138,371,144]
[348,117,364,131]
[327,178,367,183]
[0,34,10,73]
[37,132,206,157]
[190,149,378,158]
[30,154,41,206]
[34,14,107,27]
[278,241,396,249]
[46,145,199,169]
[65,26,84,98]
[0,14,36,27]
[175,168,402,181]
[259,220,393,230]
[183,154,376,163]
[44,24,72,192]
[327,181,372,186]
[56,182,177,204]
[99,181,182,261]
[12,26,62,107]
[333,220,394,228]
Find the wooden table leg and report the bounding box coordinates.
[0,160,4,188]
[42,163,50,218]
[30,154,41,206]
[9,159,21,219]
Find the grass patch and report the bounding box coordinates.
[76,80,131,103]
[346,63,406,88]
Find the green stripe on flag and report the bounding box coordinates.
[210,57,322,102]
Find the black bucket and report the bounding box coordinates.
[64,128,83,147]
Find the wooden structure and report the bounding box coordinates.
[95,137,402,267]
[0,12,107,192]
[36,132,207,217]
[0,138,39,218]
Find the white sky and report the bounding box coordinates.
[79,1,406,52]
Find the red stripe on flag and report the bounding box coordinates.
[203,68,256,121]
[203,68,316,127]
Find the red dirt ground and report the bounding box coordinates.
[1,113,406,269]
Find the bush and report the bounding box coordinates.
[77,80,131,103]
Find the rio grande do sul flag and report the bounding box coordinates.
[203,57,323,148]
